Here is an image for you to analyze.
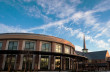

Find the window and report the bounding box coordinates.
[25,41,35,50]
[55,44,62,53]
[89,60,92,63]
[40,55,49,70]
[55,56,61,70]
[22,55,33,70]
[41,42,51,52]
[4,55,16,70]
[8,41,18,50]
[0,42,2,50]
[65,46,70,54]
[65,58,69,70]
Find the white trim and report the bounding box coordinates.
[22,40,25,50]
[2,54,17,70]
[71,48,73,54]
[65,57,70,70]
[14,55,17,69]
[61,56,62,69]
[2,54,6,69]
[48,55,51,70]
[69,57,70,70]
[32,55,35,69]
[54,56,55,70]
[5,41,9,50]
[19,54,23,69]
[38,55,41,69]
[39,41,42,51]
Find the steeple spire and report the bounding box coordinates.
[82,34,88,53]
[83,34,86,49]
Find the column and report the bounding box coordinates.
[0,54,3,70]
[34,55,39,70]
[17,40,23,70]
[15,55,21,70]
[50,42,55,70]
[35,40,40,70]
[62,44,66,70]
[1,40,7,70]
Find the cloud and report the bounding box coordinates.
[75,45,83,51]
[85,35,110,50]
[27,18,70,31]
[95,20,110,38]
[76,32,110,50]
[108,39,110,42]
[37,0,81,18]
[76,32,84,39]
[0,23,29,33]
[23,0,32,2]
[94,0,110,12]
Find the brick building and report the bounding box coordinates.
[0,33,87,72]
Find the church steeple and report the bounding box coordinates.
[82,34,88,53]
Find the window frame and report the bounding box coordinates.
[55,43,62,53]
[4,54,16,70]
[65,57,70,70]
[40,55,49,70]
[24,40,36,50]
[41,41,51,52]
[7,40,19,50]
[22,55,33,70]
[55,56,61,70]
[65,45,70,54]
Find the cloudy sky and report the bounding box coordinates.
[0,0,110,52]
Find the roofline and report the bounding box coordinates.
[0,33,75,48]
[88,50,107,53]
[0,33,68,41]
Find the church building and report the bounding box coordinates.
[75,35,110,71]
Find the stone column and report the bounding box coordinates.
[70,58,73,70]
[15,55,21,70]
[16,40,23,70]
[34,55,39,70]
[36,40,40,51]
[0,54,3,70]
[62,44,66,70]
[0,40,7,70]
[18,40,23,50]
[76,59,79,72]
[50,42,55,70]
[2,40,7,50]
[35,40,40,70]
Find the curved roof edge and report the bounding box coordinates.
[0,33,75,48]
